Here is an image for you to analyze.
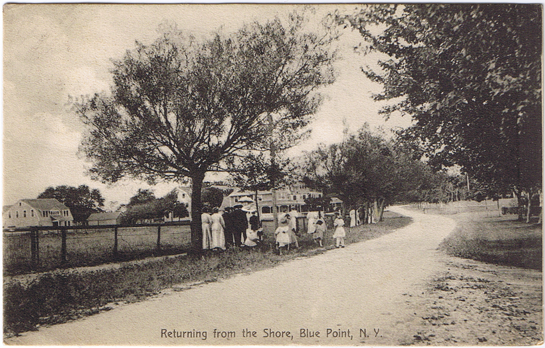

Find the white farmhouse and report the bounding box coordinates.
[3,198,74,229]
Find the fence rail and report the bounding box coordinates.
[4,222,191,276]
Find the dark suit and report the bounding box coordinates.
[231,208,248,246]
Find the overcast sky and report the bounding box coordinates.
[3,4,412,207]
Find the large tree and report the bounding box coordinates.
[38,185,105,222]
[339,4,542,221]
[75,14,336,251]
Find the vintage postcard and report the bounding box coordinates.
[3,3,542,346]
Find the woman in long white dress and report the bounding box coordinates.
[210,207,226,250]
[307,211,318,234]
[332,212,346,248]
[201,207,212,250]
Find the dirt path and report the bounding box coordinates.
[5,207,541,345]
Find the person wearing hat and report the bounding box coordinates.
[284,213,299,249]
[332,212,346,248]
[274,216,291,255]
[231,204,248,247]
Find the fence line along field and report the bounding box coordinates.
[4,223,192,276]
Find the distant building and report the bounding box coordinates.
[222,184,341,219]
[87,212,122,225]
[174,187,192,213]
[3,198,73,229]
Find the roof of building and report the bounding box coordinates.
[87,212,122,221]
[20,199,69,211]
[3,205,12,213]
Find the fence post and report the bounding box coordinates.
[113,226,118,258]
[157,225,161,251]
[61,228,67,264]
[30,228,39,269]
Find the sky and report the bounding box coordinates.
[3,4,412,208]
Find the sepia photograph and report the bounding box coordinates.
[3,3,543,346]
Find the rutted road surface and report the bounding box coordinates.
[7,206,457,345]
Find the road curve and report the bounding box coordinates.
[6,206,457,346]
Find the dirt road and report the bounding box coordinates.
[5,206,526,345]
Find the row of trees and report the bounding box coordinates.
[300,125,443,222]
[338,4,541,221]
[74,5,541,251]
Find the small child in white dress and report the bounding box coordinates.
[313,218,325,247]
[275,217,291,255]
[332,213,346,248]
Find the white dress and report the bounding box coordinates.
[350,209,356,227]
[275,225,291,247]
[201,213,212,249]
[314,220,325,240]
[244,228,259,247]
[332,218,346,238]
[210,213,226,250]
[307,211,318,234]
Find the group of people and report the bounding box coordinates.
[275,211,347,254]
[202,205,348,253]
[201,204,262,251]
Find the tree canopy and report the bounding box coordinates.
[75,13,336,250]
[37,185,105,222]
[121,189,188,224]
[302,125,441,220]
[339,4,542,202]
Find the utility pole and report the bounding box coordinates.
[268,112,279,231]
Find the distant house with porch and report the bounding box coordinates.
[222,183,342,219]
[2,198,73,229]
[87,212,122,225]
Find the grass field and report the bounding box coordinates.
[4,212,411,336]
[3,225,191,276]
[439,211,542,270]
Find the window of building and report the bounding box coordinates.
[8,212,11,219]
[19,202,21,206]
[16,211,18,218]
[262,206,271,214]
[31,210,34,217]
[293,195,297,200]
[43,211,49,217]
[23,211,27,218]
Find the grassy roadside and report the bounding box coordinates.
[438,212,542,270]
[4,212,411,337]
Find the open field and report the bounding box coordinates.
[4,212,411,337]
[4,225,191,276]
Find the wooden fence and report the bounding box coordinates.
[4,222,191,276]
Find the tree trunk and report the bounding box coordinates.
[190,171,205,253]
[514,188,524,221]
[526,190,532,223]
[376,198,386,222]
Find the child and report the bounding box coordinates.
[332,213,346,248]
[275,217,291,255]
[314,218,325,247]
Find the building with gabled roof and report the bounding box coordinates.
[87,212,122,226]
[3,198,73,229]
